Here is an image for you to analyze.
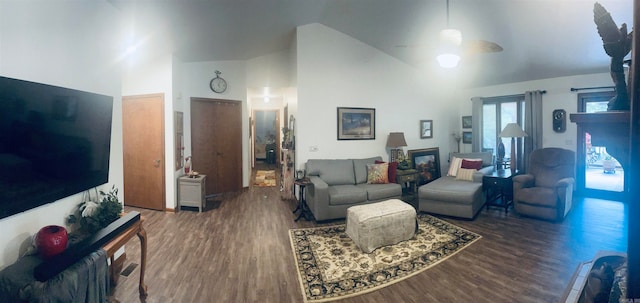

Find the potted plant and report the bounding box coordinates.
[68,185,123,234]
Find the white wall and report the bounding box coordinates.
[295,23,459,173]
[457,73,614,153]
[0,0,123,269]
[246,50,291,88]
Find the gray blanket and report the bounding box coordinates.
[0,249,109,303]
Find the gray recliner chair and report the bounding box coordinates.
[512,148,575,221]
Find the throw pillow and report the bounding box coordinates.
[461,159,483,170]
[367,163,389,184]
[375,160,398,183]
[447,157,463,177]
[456,168,476,181]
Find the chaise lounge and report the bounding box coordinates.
[418,152,494,219]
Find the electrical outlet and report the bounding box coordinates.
[309,146,319,152]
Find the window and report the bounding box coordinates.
[481,95,525,159]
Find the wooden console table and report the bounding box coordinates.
[103,216,148,297]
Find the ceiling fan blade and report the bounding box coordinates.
[464,40,503,53]
[394,44,430,49]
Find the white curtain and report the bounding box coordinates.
[523,90,544,172]
[471,97,483,152]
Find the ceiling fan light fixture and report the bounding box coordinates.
[440,28,462,46]
[436,28,461,68]
[436,53,460,68]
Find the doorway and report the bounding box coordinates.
[122,93,166,210]
[253,110,279,170]
[191,98,243,195]
[576,91,626,200]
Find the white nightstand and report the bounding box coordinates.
[178,175,206,212]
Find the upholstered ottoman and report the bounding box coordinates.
[346,199,416,253]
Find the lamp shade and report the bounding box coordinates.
[499,123,528,138]
[386,132,407,148]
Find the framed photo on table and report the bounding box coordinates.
[408,147,441,185]
[337,107,375,140]
[420,120,433,139]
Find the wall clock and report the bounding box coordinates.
[209,70,227,93]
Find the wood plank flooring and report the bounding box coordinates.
[111,166,627,302]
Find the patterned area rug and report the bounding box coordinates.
[288,214,482,302]
[254,170,276,187]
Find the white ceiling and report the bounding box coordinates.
[109,0,633,88]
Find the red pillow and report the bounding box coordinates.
[376,160,398,183]
[461,159,483,170]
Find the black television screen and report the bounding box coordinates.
[0,76,113,220]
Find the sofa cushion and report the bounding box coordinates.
[447,157,463,177]
[456,168,476,181]
[375,160,398,183]
[353,157,383,184]
[329,185,367,205]
[306,159,355,185]
[366,163,389,184]
[461,159,483,170]
[418,177,482,204]
[357,183,401,200]
[451,152,493,168]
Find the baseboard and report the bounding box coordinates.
[165,207,176,213]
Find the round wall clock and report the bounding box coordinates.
[209,70,227,93]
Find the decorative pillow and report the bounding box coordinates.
[456,168,476,181]
[367,163,389,184]
[375,160,398,183]
[461,159,483,170]
[447,157,463,177]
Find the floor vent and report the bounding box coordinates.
[120,263,138,277]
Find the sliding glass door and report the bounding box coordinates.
[576,91,625,200]
[481,96,525,168]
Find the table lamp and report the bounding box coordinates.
[386,132,407,162]
[498,123,528,173]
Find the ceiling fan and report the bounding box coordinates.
[396,0,503,68]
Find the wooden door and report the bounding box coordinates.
[122,94,165,210]
[191,98,242,194]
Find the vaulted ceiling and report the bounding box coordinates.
[109,0,632,87]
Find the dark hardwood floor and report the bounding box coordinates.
[112,165,627,302]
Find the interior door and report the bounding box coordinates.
[191,98,242,194]
[122,94,165,210]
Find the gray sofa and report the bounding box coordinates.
[305,156,402,221]
[418,152,494,219]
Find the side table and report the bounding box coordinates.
[482,169,515,213]
[293,179,313,221]
[178,175,206,212]
[396,169,418,195]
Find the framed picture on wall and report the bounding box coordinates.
[462,116,472,129]
[337,107,376,140]
[420,120,433,139]
[462,131,472,144]
[408,147,441,185]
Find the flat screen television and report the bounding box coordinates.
[0,76,113,220]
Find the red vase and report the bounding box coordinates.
[36,225,68,259]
